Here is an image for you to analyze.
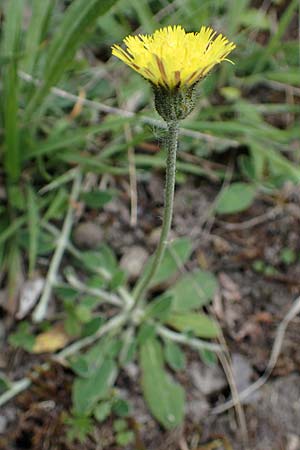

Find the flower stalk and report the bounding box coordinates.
[133,120,179,303]
[112,24,236,304]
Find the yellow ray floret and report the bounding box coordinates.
[112,25,236,89]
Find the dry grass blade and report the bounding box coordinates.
[211,295,300,415]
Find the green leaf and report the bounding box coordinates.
[199,348,218,367]
[252,142,300,184]
[0,217,25,247]
[69,356,90,378]
[80,245,117,274]
[9,321,35,352]
[73,358,117,414]
[140,238,192,289]
[83,337,122,370]
[65,311,82,337]
[43,189,68,221]
[65,414,93,443]
[26,185,40,276]
[24,118,130,160]
[254,0,299,72]
[164,341,186,371]
[266,70,300,87]
[0,374,11,394]
[81,317,105,338]
[94,401,112,422]
[116,431,135,446]
[113,418,127,432]
[139,337,185,429]
[240,8,272,30]
[55,285,78,300]
[280,248,296,265]
[215,183,256,215]
[137,323,156,345]
[75,305,92,323]
[144,294,173,320]
[166,312,220,339]
[1,0,23,182]
[112,398,131,417]
[109,269,127,290]
[80,190,116,208]
[22,0,54,76]
[170,269,218,312]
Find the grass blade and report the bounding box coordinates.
[25,0,119,120]
[254,0,299,72]
[1,0,23,183]
[27,185,40,276]
[22,0,55,76]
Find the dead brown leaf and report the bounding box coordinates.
[32,323,70,354]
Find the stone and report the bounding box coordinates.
[120,246,149,280]
[73,221,103,249]
[189,361,227,396]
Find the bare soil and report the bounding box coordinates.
[1,174,300,450]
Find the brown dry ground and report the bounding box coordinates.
[1,175,300,450]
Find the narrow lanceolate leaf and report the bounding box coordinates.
[25,0,119,119]
[138,237,193,290]
[24,117,131,160]
[1,0,23,182]
[140,337,185,429]
[22,0,54,76]
[27,185,40,276]
[166,312,220,339]
[170,269,218,312]
[164,340,186,371]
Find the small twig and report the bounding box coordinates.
[39,168,78,194]
[265,79,300,97]
[0,378,31,407]
[156,325,223,353]
[32,169,82,322]
[65,269,122,307]
[18,70,239,147]
[211,295,300,415]
[217,334,249,448]
[124,123,138,227]
[218,206,282,231]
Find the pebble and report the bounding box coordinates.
[120,246,149,280]
[189,361,227,395]
[186,395,210,422]
[73,221,103,249]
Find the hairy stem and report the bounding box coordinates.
[133,120,179,303]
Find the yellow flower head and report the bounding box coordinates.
[112,25,236,89]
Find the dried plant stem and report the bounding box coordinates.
[0,378,31,407]
[32,169,82,323]
[132,120,179,303]
[124,123,138,227]
[212,295,300,415]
